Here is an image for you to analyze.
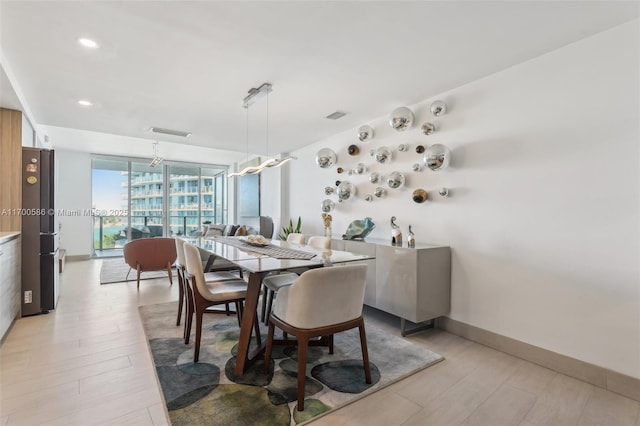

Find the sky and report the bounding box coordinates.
[92,169,125,211]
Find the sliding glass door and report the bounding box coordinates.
[91,156,228,256]
[130,162,165,239]
[91,158,129,253]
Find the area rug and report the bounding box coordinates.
[139,301,443,425]
[100,258,171,284]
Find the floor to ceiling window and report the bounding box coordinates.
[91,156,227,256]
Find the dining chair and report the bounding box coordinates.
[183,242,261,362]
[286,233,306,245]
[175,238,243,343]
[263,264,371,411]
[260,235,330,324]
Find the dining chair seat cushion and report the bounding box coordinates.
[273,265,367,329]
[262,272,299,292]
[202,279,247,302]
[204,271,242,282]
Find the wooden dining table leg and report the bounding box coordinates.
[234,271,266,375]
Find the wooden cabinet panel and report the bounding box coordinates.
[0,108,23,232]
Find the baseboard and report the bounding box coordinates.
[67,254,91,261]
[436,316,640,402]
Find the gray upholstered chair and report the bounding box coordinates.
[263,264,371,411]
[259,216,274,239]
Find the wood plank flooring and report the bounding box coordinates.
[1,259,638,425]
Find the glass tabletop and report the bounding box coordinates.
[189,236,373,273]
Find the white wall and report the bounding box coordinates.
[287,21,640,378]
[56,150,92,256]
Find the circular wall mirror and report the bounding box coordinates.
[375,146,392,164]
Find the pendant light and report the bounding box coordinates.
[228,83,295,178]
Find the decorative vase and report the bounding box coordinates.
[324,226,332,237]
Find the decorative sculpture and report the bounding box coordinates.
[407,225,415,248]
[342,217,376,241]
[390,216,402,246]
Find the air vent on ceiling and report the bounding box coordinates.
[325,111,347,120]
[149,127,192,138]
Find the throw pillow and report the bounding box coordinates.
[234,225,247,236]
[204,225,225,237]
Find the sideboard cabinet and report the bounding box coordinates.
[331,238,451,335]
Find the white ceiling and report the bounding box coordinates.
[1,1,637,157]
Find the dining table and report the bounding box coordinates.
[191,236,374,375]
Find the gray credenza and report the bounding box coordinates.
[331,238,451,335]
[1,232,21,340]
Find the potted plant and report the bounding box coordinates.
[278,216,302,240]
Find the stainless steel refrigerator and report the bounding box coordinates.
[21,147,59,316]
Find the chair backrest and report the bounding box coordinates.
[259,216,274,239]
[286,233,306,245]
[273,264,367,329]
[175,238,186,267]
[123,237,177,271]
[307,236,331,250]
[183,242,208,298]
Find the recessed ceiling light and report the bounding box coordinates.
[77,100,93,107]
[77,37,99,49]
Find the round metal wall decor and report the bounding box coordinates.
[430,100,447,116]
[416,145,425,154]
[423,144,451,171]
[337,167,344,174]
[412,189,428,203]
[375,146,392,164]
[355,163,367,175]
[369,172,381,184]
[421,122,436,135]
[324,186,334,195]
[386,171,406,189]
[388,107,414,131]
[348,144,360,156]
[412,163,422,172]
[439,187,450,197]
[316,148,337,168]
[364,195,373,202]
[337,181,356,201]
[357,125,374,142]
[335,180,341,187]
[397,144,408,152]
[374,187,386,198]
[321,199,336,212]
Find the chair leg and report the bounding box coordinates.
[184,294,194,344]
[167,262,173,285]
[136,265,141,290]
[263,321,276,373]
[358,321,372,384]
[296,335,309,412]
[260,284,268,323]
[328,334,334,355]
[194,310,204,363]
[225,303,230,316]
[176,276,184,326]
[265,290,275,324]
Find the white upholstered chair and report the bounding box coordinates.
[260,235,331,323]
[263,264,372,411]
[175,238,243,344]
[183,242,260,362]
[285,233,306,245]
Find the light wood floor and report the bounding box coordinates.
[1,259,638,426]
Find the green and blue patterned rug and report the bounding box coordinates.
[139,302,443,425]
